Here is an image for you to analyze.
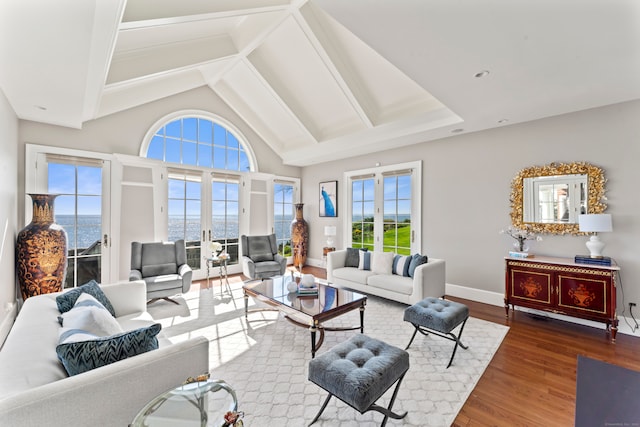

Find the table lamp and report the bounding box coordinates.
[578,214,612,258]
[324,226,336,248]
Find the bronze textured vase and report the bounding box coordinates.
[291,203,309,269]
[16,194,68,300]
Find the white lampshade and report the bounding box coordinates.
[324,226,336,247]
[578,214,612,258]
[578,214,612,233]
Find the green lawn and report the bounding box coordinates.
[353,223,411,254]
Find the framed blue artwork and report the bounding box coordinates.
[319,181,337,217]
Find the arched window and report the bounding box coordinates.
[139,112,256,277]
[142,112,255,172]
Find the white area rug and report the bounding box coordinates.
[148,285,509,427]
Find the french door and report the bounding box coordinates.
[35,153,112,287]
[167,169,242,280]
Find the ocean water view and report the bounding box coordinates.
[55,215,294,250]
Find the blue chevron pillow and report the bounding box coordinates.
[56,323,161,376]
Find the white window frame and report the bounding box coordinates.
[343,161,422,253]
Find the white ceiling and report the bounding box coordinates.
[1,0,639,166]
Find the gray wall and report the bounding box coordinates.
[0,88,19,340]
[302,100,640,310]
[14,87,640,323]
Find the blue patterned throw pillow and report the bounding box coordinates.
[408,254,428,278]
[56,323,161,376]
[56,280,116,317]
[392,255,412,277]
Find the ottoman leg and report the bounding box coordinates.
[404,326,420,350]
[369,372,408,427]
[308,393,333,426]
[446,317,469,368]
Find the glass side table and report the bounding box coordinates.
[131,379,239,427]
[205,255,232,298]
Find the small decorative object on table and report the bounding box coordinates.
[222,410,244,427]
[210,241,223,254]
[297,273,318,295]
[500,226,542,252]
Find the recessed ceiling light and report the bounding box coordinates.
[35,105,47,111]
[474,70,490,78]
[451,128,464,134]
[498,119,509,124]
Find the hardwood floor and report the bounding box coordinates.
[296,266,640,426]
[202,266,640,426]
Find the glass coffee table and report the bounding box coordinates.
[131,378,239,427]
[243,275,367,357]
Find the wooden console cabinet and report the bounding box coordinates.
[505,256,620,342]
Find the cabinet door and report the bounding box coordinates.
[557,270,612,320]
[507,263,554,309]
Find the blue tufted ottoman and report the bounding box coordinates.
[307,334,409,426]
[403,297,469,368]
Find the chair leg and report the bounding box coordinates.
[147,297,180,305]
[308,393,333,426]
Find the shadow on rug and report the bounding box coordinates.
[149,286,509,427]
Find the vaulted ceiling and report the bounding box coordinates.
[1,0,639,166]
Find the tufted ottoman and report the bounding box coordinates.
[307,334,409,426]
[403,297,469,368]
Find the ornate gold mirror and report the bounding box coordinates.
[510,162,607,234]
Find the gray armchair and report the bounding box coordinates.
[129,240,193,304]
[241,234,287,280]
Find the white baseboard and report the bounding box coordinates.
[445,282,640,338]
[0,301,18,349]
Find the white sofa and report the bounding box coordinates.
[327,250,446,305]
[0,280,209,427]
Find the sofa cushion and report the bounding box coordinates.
[408,254,428,278]
[371,251,394,275]
[56,280,116,317]
[332,267,376,285]
[58,293,123,337]
[358,251,371,270]
[392,255,412,277]
[367,274,414,296]
[56,323,162,376]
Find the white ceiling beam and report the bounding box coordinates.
[98,68,206,119]
[293,4,374,129]
[120,0,290,28]
[82,0,127,122]
[213,79,285,155]
[107,35,237,84]
[229,57,319,143]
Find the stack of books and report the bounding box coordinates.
[508,251,533,259]
[574,255,612,266]
[297,283,318,297]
